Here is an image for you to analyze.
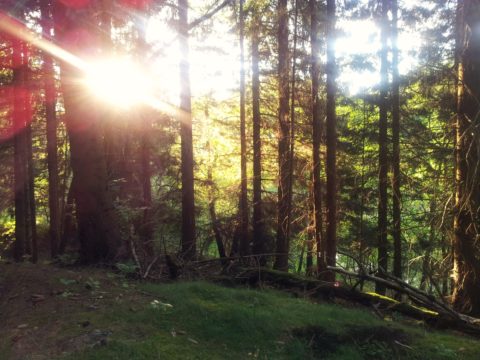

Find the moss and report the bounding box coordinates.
[1,263,478,359]
[63,281,480,360]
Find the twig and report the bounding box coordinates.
[143,255,160,279]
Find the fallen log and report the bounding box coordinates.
[213,267,480,337]
[327,266,480,333]
[327,266,459,319]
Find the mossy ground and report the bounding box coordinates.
[0,262,479,359]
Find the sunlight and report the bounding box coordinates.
[83,58,155,108]
[336,17,422,95]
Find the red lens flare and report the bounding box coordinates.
[59,0,91,9]
[119,0,152,10]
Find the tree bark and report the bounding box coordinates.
[391,0,402,280]
[40,0,60,259]
[12,38,27,262]
[25,104,38,263]
[238,0,249,256]
[310,0,323,275]
[179,0,196,260]
[286,0,299,256]
[325,0,337,282]
[251,9,265,265]
[274,0,291,271]
[453,0,480,316]
[376,0,390,295]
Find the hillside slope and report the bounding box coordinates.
[0,262,479,359]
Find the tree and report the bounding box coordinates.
[453,0,480,315]
[12,37,27,262]
[140,112,154,257]
[53,1,122,263]
[238,0,249,256]
[24,48,38,262]
[251,5,265,265]
[376,0,390,294]
[310,0,323,274]
[286,0,299,261]
[391,0,402,280]
[179,0,196,260]
[274,0,291,271]
[325,0,337,281]
[40,0,59,258]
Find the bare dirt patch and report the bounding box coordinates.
[0,262,147,360]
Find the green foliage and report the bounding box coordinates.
[115,261,138,276]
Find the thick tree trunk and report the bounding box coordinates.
[453,0,480,316]
[40,0,60,259]
[310,0,324,275]
[179,0,196,260]
[238,0,249,256]
[376,0,390,295]
[53,2,122,263]
[325,0,337,282]
[251,10,265,265]
[12,38,27,262]
[391,0,402,280]
[274,0,291,271]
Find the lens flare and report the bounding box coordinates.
[83,58,154,108]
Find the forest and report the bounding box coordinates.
[1,0,480,358]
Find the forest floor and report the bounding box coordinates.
[0,261,480,359]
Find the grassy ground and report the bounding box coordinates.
[0,262,479,359]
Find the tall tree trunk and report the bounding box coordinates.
[25,109,38,262]
[451,0,463,298]
[251,9,265,265]
[359,96,368,266]
[274,0,291,271]
[140,114,154,256]
[238,0,249,256]
[40,0,60,259]
[310,0,323,274]
[376,0,390,295]
[325,0,337,282]
[391,0,402,280]
[453,0,480,316]
[12,38,27,262]
[286,0,298,251]
[53,2,122,263]
[179,0,196,260]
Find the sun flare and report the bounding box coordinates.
[83,58,155,108]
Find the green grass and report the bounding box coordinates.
[62,281,480,360]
